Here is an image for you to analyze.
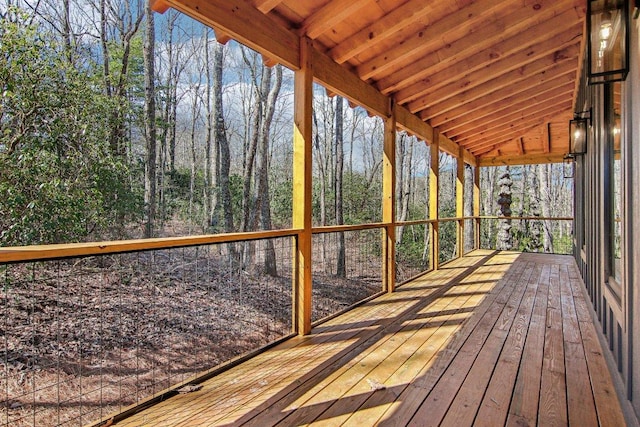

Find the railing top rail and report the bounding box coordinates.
[0,228,302,264]
[395,219,437,226]
[479,216,574,221]
[311,222,386,234]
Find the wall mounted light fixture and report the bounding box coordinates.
[587,0,629,84]
[569,110,591,155]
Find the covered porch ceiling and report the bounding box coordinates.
[152,0,586,166]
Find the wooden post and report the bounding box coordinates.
[457,146,465,258]
[474,165,481,250]
[430,129,440,270]
[382,102,396,293]
[292,37,313,335]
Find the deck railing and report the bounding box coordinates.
[0,215,574,426]
[395,220,432,284]
[1,231,298,427]
[310,225,385,323]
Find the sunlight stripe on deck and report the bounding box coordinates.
[113,250,624,427]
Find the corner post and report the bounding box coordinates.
[430,129,440,270]
[293,37,313,335]
[456,146,465,258]
[382,101,396,292]
[473,165,481,250]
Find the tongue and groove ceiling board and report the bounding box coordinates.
[155,0,586,166]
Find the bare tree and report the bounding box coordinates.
[496,167,513,250]
[396,133,413,245]
[143,1,156,238]
[537,163,554,252]
[209,42,234,235]
[98,0,145,155]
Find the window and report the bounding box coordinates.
[608,81,623,287]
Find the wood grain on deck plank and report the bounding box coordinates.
[113,252,625,427]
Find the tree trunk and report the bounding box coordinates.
[396,134,413,246]
[483,167,497,247]
[188,86,201,234]
[252,64,282,276]
[203,28,216,231]
[537,163,554,253]
[496,167,513,250]
[529,167,543,252]
[211,43,238,265]
[143,2,156,238]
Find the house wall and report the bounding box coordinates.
[629,12,640,416]
[575,7,640,417]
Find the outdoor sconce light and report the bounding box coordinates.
[587,0,629,84]
[563,155,574,179]
[569,115,589,155]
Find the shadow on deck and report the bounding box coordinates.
[113,250,624,426]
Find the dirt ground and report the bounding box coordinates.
[1,248,380,427]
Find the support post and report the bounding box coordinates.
[457,146,465,258]
[430,129,440,270]
[382,102,396,293]
[474,166,481,250]
[292,37,313,335]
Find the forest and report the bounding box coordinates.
[0,1,573,253]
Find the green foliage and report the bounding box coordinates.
[396,224,428,268]
[270,178,293,228]
[0,11,142,245]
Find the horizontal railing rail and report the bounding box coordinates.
[0,229,303,263]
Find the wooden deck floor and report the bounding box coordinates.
[113,250,625,427]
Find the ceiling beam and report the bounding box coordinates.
[478,153,565,166]
[418,57,578,122]
[453,93,573,142]
[410,43,580,114]
[383,1,583,97]
[439,81,575,135]
[253,0,283,13]
[429,70,577,129]
[156,0,300,70]
[300,0,370,39]
[464,109,571,153]
[328,0,440,64]
[392,18,582,104]
[356,0,512,81]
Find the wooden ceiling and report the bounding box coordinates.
[153,0,586,166]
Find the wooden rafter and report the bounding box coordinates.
[253,0,283,14]
[467,112,570,154]
[429,71,577,129]
[391,19,583,104]
[382,1,583,97]
[356,0,512,81]
[328,0,440,64]
[299,0,370,39]
[455,95,573,144]
[440,82,575,136]
[411,44,580,115]
[419,58,578,123]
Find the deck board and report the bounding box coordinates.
[113,250,625,427]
